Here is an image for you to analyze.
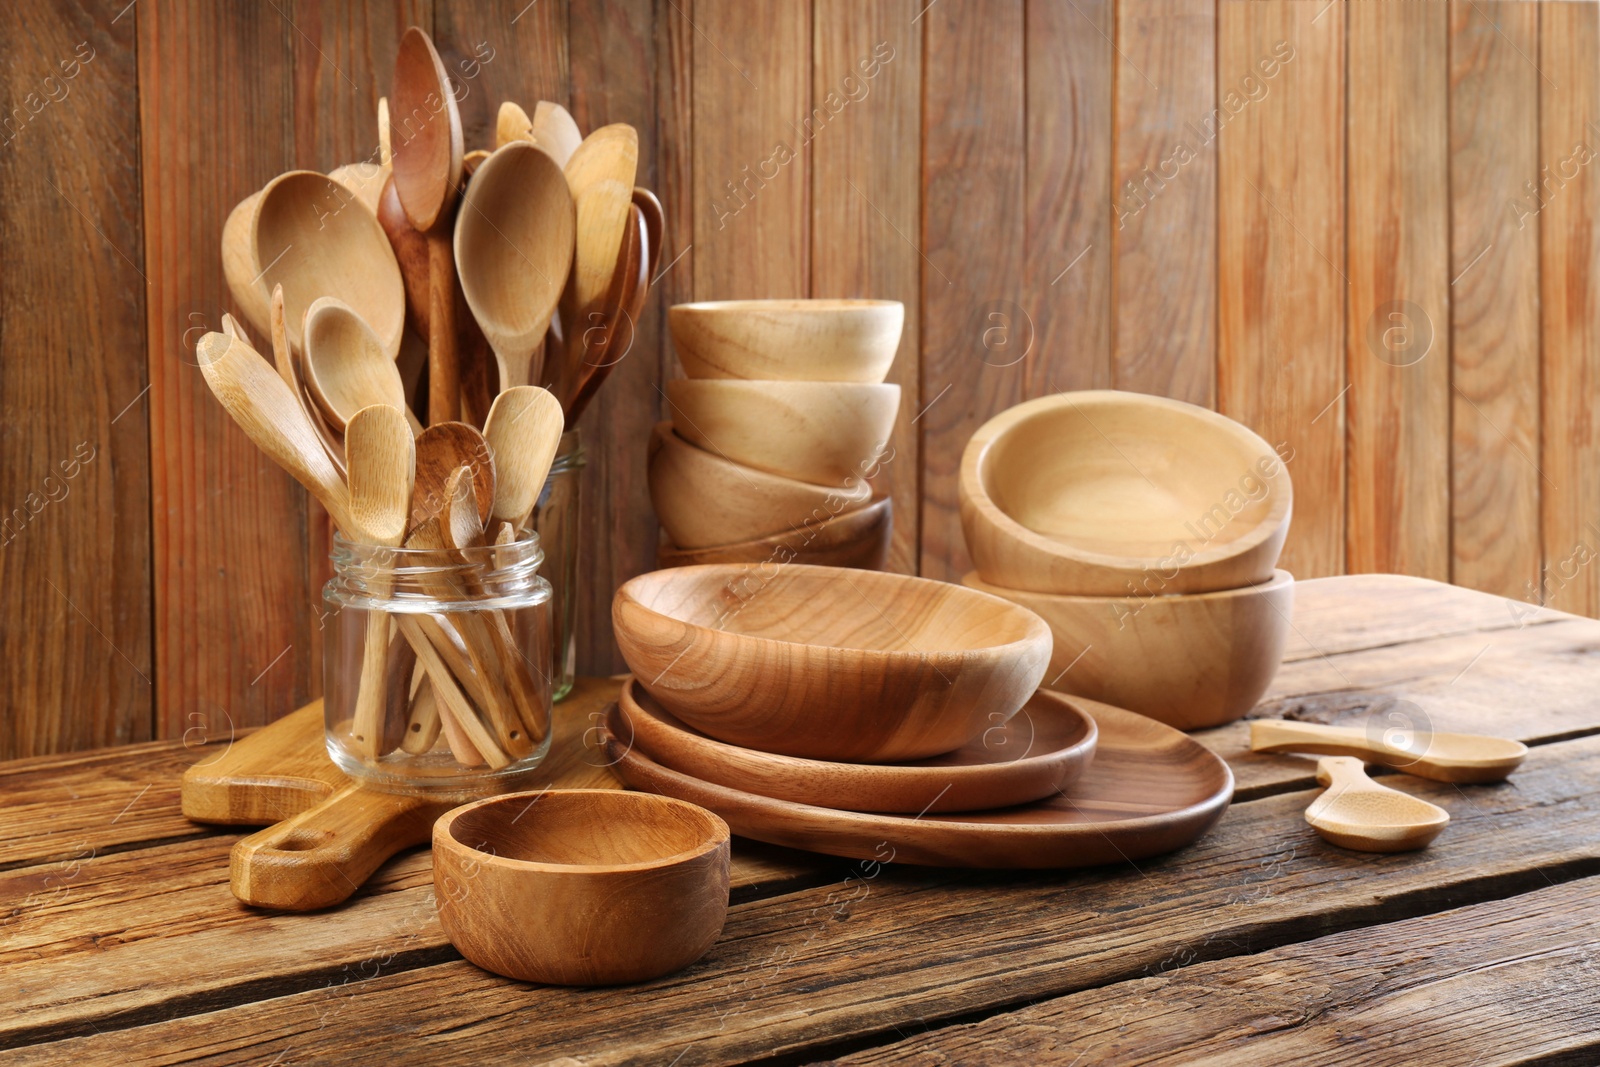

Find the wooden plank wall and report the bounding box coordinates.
[1,0,1595,757]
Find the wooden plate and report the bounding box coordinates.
[604,696,1233,868]
[613,677,1098,814]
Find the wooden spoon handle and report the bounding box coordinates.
[426,231,459,425]
[1250,720,1372,758]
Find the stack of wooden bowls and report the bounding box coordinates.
[959,391,1296,731]
[653,299,904,569]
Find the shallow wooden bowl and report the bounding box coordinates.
[960,391,1292,595]
[647,422,871,549]
[657,494,893,570]
[613,564,1053,761]
[963,570,1294,731]
[665,379,901,486]
[614,677,1097,813]
[433,789,730,986]
[668,299,903,383]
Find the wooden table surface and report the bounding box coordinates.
[2,575,1597,1066]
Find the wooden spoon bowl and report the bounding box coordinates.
[433,789,730,985]
[962,570,1293,731]
[657,494,892,570]
[647,422,871,549]
[665,379,900,486]
[668,299,903,382]
[1304,756,1449,852]
[613,564,1053,761]
[960,391,1292,595]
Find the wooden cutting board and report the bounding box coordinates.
[182,679,624,911]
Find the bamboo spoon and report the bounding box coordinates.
[195,332,353,531]
[391,26,464,425]
[301,297,419,435]
[482,386,565,532]
[562,124,638,325]
[633,186,664,280]
[1250,720,1527,784]
[1304,756,1449,852]
[270,286,346,474]
[411,421,495,533]
[563,203,648,424]
[495,101,534,148]
[344,404,415,757]
[455,140,575,391]
[531,101,583,168]
[221,192,268,337]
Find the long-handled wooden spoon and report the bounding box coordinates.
[391,26,464,425]
[301,297,420,435]
[269,286,346,474]
[495,101,534,148]
[1304,756,1449,852]
[455,140,575,392]
[633,186,664,281]
[562,124,638,327]
[221,192,268,338]
[531,101,583,168]
[562,202,648,424]
[1250,720,1527,784]
[482,386,565,532]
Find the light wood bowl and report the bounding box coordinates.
[647,422,871,550]
[613,564,1053,761]
[657,494,893,570]
[962,569,1294,731]
[668,299,903,383]
[433,789,730,986]
[665,379,901,486]
[960,391,1292,595]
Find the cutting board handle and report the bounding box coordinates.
[230,783,450,911]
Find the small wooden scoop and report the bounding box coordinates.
[1304,756,1449,852]
[1250,719,1527,783]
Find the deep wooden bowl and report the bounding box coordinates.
[656,494,893,570]
[963,570,1294,730]
[665,379,901,486]
[668,299,903,382]
[613,564,1053,761]
[960,391,1292,595]
[432,789,730,986]
[647,422,871,549]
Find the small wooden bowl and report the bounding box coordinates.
[613,564,1053,761]
[960,391,1292,595]
[647,422,871,549]
[433,789,730,986]
[963,570,1294,731]
[668,299,903,383]
[614,676,1097,813]
[657,494,893,570]
[665,379,901,486]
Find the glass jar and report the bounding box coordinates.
[533,429,584,702]
[323,533,554,795]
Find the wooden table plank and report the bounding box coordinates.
[822,874,1600,1066]
[9,731,1597,1062]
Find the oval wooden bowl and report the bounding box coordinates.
[960,391,1292,595]
[647,422,871,549]
[613,564,1053,761]
[668,299,903,383]
[613,677,1097,813]
[657,494,893,570]
[433,789,730,986]
[963,570,1294,731]
[665,379,901,486]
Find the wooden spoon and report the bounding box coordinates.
[195,332,352,532]
[495,101,534,148]
[1250,720,1527,784]
[344,404,415,756]
[410,421,495,534]
[270,286,346,474]
[376,174,431,340]
[221,191,268,338]
[482,386,565,532]
[563,124,639,323]
[391,26,465,425]
[455,141,575,392]
[1304,756,1449,852]
[633,186,664,281]
[531,101,583,168]
[328,162,389,217]
[301,297,417,434]
[563,202,648,425]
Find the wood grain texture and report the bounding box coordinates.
[918,0,1025,582]
[1345,0,1451,579]
[1217,0,1345,579]
[1539,3,1600,618]
[431,0,567,155]
[0,0,150,757]
[690,0,810,302]
[1025,0,1112,398]
[811,0,921,574]
[140,0,313,743]
[1113,0,1217,405]
[1449,0,1540,602]
[826,875,1600,1066]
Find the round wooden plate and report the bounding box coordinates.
[603,695,1233,868]
[613,677,1098,814]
